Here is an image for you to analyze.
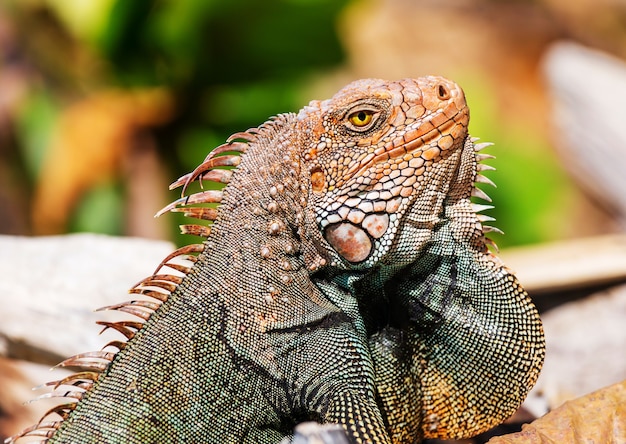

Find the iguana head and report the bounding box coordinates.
[297,77,490,270]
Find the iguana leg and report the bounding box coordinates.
[325,390,390,444]
[272,318,391,444]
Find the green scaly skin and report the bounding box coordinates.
[10,77,544,444]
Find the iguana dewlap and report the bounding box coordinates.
[8,77,544,444]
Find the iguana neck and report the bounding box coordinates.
[183,113,337,331]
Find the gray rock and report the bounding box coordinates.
[524,283,626,417]
[0,233,174,364]
[281,422,349,444]
[543,42,626,227]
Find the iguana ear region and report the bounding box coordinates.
[324,223,371,263]
[310,166,326,193]
[324,213,389,263]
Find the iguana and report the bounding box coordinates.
[8,77,545,443]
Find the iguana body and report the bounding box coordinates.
[10,77,544,443]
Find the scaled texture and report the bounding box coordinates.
[8,78,544,444]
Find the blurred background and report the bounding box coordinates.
[2,0,626,441]
[1,0,625,248]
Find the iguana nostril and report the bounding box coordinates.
[437,84,450,100]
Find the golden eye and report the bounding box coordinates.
[348,110,374,127]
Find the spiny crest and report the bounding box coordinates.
[6,132,255,444]
[470,136,502,252]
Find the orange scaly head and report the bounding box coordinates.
[297,77,475,269]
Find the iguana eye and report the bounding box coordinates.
[349,110,373,126]
[346,109,376,130]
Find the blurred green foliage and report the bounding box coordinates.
[93,0,347,172]
[14,88,57,181]
[3,0,348,239]
[0,0,587,248]
[462,77,577,248]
